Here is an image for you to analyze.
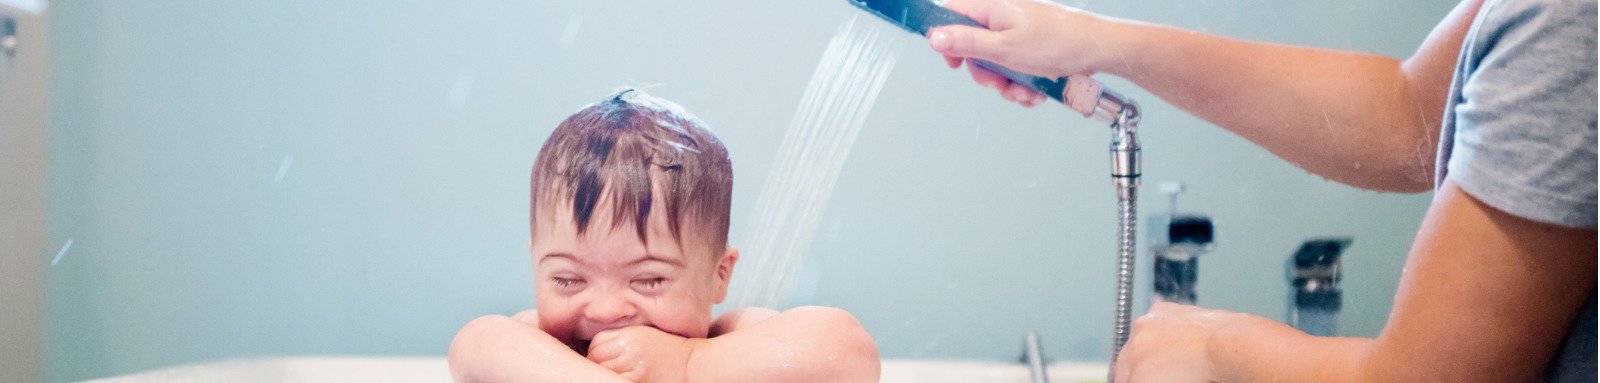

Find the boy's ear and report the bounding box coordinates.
[713,247,739,303]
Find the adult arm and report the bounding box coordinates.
[929,0,1484,192]
[1116,181,1597,381]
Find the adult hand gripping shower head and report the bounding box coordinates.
[847,0,1144,380]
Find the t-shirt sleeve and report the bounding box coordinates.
[1448,0,1598,228]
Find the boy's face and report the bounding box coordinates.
[531,194,737,351]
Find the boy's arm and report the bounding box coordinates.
[707,307,780,337]
[448,311,630,383]
[587,306,880,383]
[691,306,878,382]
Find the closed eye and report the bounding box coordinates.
[632,277,667,292]
[552,277,586,290]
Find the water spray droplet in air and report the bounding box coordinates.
[51,238,73,266]
[448,69,475,110]
[559,15,582,49]
[274,155,294,184]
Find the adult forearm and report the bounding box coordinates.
[1101,19,1435,192]
[1207,316,1375,382]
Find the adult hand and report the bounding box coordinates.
[928,0,1120,107]
[1112,302,1254,382]
[588,325,701,383]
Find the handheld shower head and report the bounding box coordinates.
[845,0,1138,124]
[845,3,1146,379]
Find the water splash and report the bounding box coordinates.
[725,16,903,309]
[51,238,73,266]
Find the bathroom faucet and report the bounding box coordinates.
[1287,238,1351,337]
[1147,183,1214,305]
[1151,215,1214,304]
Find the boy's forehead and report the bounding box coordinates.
[534,199,659,240]
[532,197,716,256]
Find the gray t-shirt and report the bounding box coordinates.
[1436,0,1597,380]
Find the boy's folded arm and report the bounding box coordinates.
[689,306,881,383]
[448,314,631,383]
[707,307,780,337]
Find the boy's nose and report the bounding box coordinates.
[583,293,638,324]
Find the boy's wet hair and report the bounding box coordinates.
[531,88,733,253]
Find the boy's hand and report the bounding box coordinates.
[587,326,700,383]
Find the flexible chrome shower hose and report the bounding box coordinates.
[1108,187,1138,381]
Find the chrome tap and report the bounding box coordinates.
[1287,238,1351,337]
[1147,183,1215,305]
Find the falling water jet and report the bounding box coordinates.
[726,15,903,309]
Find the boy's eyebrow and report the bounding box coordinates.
[539,252,683,267]
[630,254,685,267]
[540,252,582,265]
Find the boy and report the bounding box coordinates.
[448,88,881,383]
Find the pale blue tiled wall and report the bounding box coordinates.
[46,0,1452,380]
